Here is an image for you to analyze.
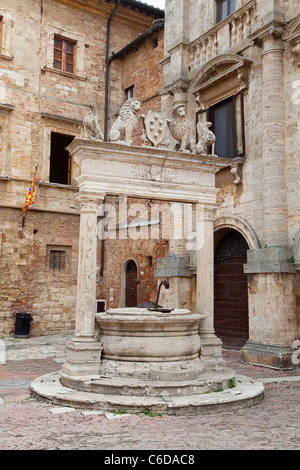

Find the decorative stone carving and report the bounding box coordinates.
[292,43,300,67]
[166,103,196,153]
[142,110,168,148]
[196,121,216,155]
[83,103,104,141]
[230,157,246,185]
[109,98,145,145]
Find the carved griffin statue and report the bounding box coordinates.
[196,121,216,155]
[166,103,195,153]
[109,98,144,146]
[83,103,104,141]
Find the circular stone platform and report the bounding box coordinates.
[31,372,264,416]
[30,308,264,415]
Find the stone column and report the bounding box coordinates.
[61,192,104,378]
[242,25,298,369]
[196,204,225,368]
[260,32,287,246]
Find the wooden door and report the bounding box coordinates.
[214,231,249,349]
[125,260,138,307]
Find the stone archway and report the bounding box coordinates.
[214,230,249,349]
[124,259,138,307]
[213,215,259,350]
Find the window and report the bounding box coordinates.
[53,36,76,74]
[49,132,74,185]
[125,86,134,101]
[46,245,72,273]
[97,300,106,313]
[50,250,66,272]
[197,92,245,159]
[216,0,236,23]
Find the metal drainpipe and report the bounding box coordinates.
[102,1,120,286]
[104,0,121,141]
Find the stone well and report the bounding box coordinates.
[61,308,236,397]
[31,307,264,414]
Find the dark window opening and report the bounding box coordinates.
[49,132,74,185]
[152,38,158,49]
[196,91,245,159]
[50,250,66,272]
[216,0,236,23]
[97,300,106,313]
[146,255,153,267]
[125,86,134,101]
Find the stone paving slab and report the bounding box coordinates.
[0,334,299,450]
[30,371,265,416]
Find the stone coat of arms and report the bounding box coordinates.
[143,110,168,148]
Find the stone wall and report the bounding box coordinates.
[97,196,170,309]
[0,0,163,336]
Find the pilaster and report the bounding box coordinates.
[196,204,225,367]
[61,191,105,378]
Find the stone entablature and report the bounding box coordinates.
[62,139,231,377]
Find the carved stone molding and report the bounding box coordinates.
[249,20,287,48]
[282,13,300,67]
[230,157,246,185]
[189,54,252,109]
[214,214,260,250]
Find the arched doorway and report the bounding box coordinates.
[125,260,138,307]
[214,230,249,349]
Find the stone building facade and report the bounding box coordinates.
[160,0,300,368]
[0,0,164,336]
[0,0,299,371]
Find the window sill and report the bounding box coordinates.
[42,66,87,81]
[0,103,15,111]
[38,181,79,190]
[0,53,13,61]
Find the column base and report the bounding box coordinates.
[241,340,295,370]
[200,332,226,369]
[61,337,103,377]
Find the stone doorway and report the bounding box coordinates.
[125,260,138,307]
[214,230,249,349]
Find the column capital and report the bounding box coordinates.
[249,21,286,49]
[75,190,106,207]
[196,202,218,221]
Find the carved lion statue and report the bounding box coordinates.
[109,98,144,145]
[166,103,195,153]
[83,103,104,141]
[196,121,216,155]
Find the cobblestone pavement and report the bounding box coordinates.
[0,334,300,451]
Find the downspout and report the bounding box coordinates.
[101,0,120,287]
[104,0,121,141]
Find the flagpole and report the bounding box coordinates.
[21,165,38,228]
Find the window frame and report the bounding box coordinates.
[46,244,72,274]
[53,35,76,75]
[49,250,66,272]
[125,85,134,101]
[216,0,236,23]
[49,131,74,185]
[196,90,245,159]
